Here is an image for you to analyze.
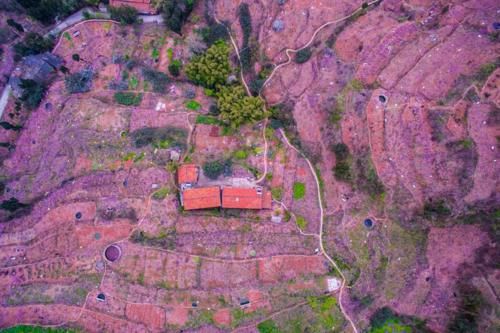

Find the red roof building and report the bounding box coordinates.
[109,0,158,14]
[182,187,221,210]
[222,187,272,210]
[178,164,199,185]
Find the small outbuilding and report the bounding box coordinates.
[181,186,221,210]
[177,164,199,185]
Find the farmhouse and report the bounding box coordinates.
[177,164,272,211]
[109,0,158,14]
[222,187,272,210]
[181,187,221,210]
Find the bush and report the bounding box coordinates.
[72,53,80,61]
[109,5,138,25]
[0,197,28,212]
[185,100,201,110]
[65,68,93,93]
[447,285,485,333]
[295,47,312,64]
[233,149,248,160]
[142,68,170,93]
[195,115,220,125]
[203,160,224,179]
[332,143,349,161]
[185,41,231,89]
[292,182,306,200]
[131,127,187,150]
[199,22,228,46]
[160,0,197,34]
[257,319,280,333]
[296,215,307,229]
[423,199,451,222]
[216,85,265,128]
[7,18,24,32]
[238,3,253,72]
[114,92,142,106]
[19,79,47,109]
[271,187,283,201]
[333,160,353,181]
[14,32,54,58]
[168,59,182,77]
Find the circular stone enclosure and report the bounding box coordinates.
[104,244,122,262]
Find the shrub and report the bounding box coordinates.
[447,285,486,333]
[271,187,283,201]
[7,18,24,32]
[142,68,170,93]
[114,92,142,106]
[72,53,80,61]
[0,121,22,131]
[334,160,352,181]
[13,32,54,58]
[168,59,182,77]
[233,149,248,160]
[208,104,220,115]
[199,22,228,46]
[152,187,170,200]
[185,100,201,110]
[296,215,307,229]
[257,319,280,333]
[19,79,47,109]
[332,143,349,161]
[203,160,224,179]
[195,115,219,125]
[185,41,231,89]
[295,47,312,64]
[292,182,305,200]
[131,127,187,149]
[216,85,265,128]
[423,199,451,222]
[0,197,28,212]
[238,3,253,72]
[109,5,138,25]
[65,68,93,93]
[160,0,197,34]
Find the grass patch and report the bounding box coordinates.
[296,215,308,230]
[114,92,142,106]
[257,319,281,333]
[195,115,220,125]
[233,149,249,160]
[292,182,306,200]
[186,100,201,110]
[152,187,170,200]
[0,326,77,333]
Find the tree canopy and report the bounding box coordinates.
[216,85,265,128]
[185,41,231,89]
[160,0,197,34]
[13,33,54,59]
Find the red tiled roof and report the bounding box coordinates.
[110,0,157,14]
[178,164,198,184]
[222,188,271,210]
[182,187,221,210]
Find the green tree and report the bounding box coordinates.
[216,85,265,128]
[109,5,139,25]
[168,59,182,77]
[202,160,224,179]
[185,41,231,89]
[160,0,197,34]
[19,79,47,109]
[13,32,54,59]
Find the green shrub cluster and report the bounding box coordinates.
[168,59,182,77]
[17,0,95,25]
[202,159,231,179]
[332,143,352,182]
[114,92,142,106]
[238,3,253,72]
[19,79,47,109]
[130,229,176,250]
[109,5,139,25]
[131,127,187,149]
[65,68,93,93]
[292,182,306,200]
[142,68,170,93]
[160,0,197,34]
[217,85,265,128]
[368,307,431,333]
[257,319,281,333]
[13,32,54,59]
[185,41,231,89]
